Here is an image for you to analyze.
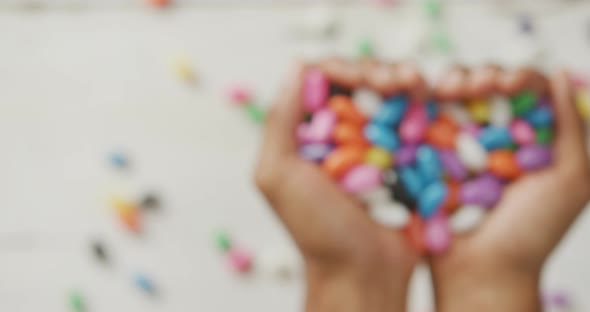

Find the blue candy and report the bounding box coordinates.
[478,126,512,150]
[426,101,439,121]
[134,273,156,294]
[364,123,400,151]
[371,96,408,126]
[418,181,447,219]
[525,106,554,128]
[398,166,425,200]
[416,145,442,184]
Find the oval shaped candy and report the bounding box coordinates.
[510,119,536,146]
[364,123,400,151]
[399,104,428,144]
[525,106,554,128]
[399,166,425,200]
[333,122,368,146]
[418,181,447,219]
[460,175,503,208]
[340,164,382,194]
[299,143,333,162]
[450,204,485,233]
[303,69,329,112]
[467,99,490,123]
[488,150,522,180]
[439,150,468,181]
[329,95,368,125]
[489,96,513,127]
[297,108,337,143]
[353,88,382,118]
[478,126,512,150]
[416,145,442,184]
[372,95,408,126]
[511,91,537,116]
[516,145,552,170]
[365,147,394,169]
[425,213,451,255]
[426,117,458,149]
[456,133,488,172]
[442,102,471,125]
[395,145,418,167]
[322,145,367,178]
[442,181,461,214]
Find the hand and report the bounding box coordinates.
[430,66,590,312]
[254,58,427,312]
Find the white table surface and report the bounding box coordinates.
[0,3,589,311]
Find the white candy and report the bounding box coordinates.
[353,88,382,118]
[450,205,486,233]
[358,186,390,206]
[489,96,513,127]
[456,133,488,172]
[442,102,471,125]
[369,202,410,228]
[257,247,302,280]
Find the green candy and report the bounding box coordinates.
[69,291,85,312]
[511,91,537,116]
[357,37,375,58]
[504,142,518,151]
[244,103,266,124]
[424,0,441,18]
[536,127,553,145]
[214,230,232,252]
[431,30,452,53]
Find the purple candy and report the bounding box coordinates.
[516,145,552,171]
[439,150,468,181]
[395,145,418,167]
[299,143,332,162]
[460,176,503,208]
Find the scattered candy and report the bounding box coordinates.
[109,151,129,169]
[214,230,233,253]
[297,70,555,253]
[147,0,171,8]
[358,37,375,58]
[69,290,85,312]
[134,273,156,295]
[140,192,160,210]
[257,247,301,280]
[171,55,196,82]
[112,197,141,233]
[91,240,109,264]
[227,246,253,273]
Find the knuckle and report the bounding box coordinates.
[254,165,278,195]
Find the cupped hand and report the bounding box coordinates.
[254,58,427,312]
[431,66,590,312]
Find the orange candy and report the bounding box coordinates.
[405,213,426,254]
[328,95,368,125]
[488,150,522,180]
[443,182,461,215]
[322,145,367,179]
[332,122,369,146]
[426,115,459,149]
[148,0,171,8]
[113,198,141,233]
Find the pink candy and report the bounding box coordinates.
[227,247,253,273]
[228,85,252,105]
[297,108,337,143]
[303,69,329,112]
[510,119,536,145]
[340,164,382,194]
[399,104,428,144]
[425,214,451,255]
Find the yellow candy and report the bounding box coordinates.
[576,90,590,121]
[365,147,393,169]
[467,99,490,123]
[111,197,141,233]
[172,56,196,82]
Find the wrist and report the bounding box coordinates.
[304,261,409,312]
[432,263,541,312]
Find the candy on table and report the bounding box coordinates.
[450,204,486,233]
[140,192,160,210]
[423,0,442,19]
[543,290,573,310]
[227,246,253,273]
[171,55,196,82]
[69,290,85,312]
[214,229,233,253]
[134,273,156,295]
[424,213,451,254]
[109,151,129,169]
[430,30,452,53]
[357,37,376,58]
[112,197,141,233]
[340,164,382,194]
[228,85,253,105]
[147,0,171,8]
[257,247,301,280]
[369,203,410,228]
[244,104,266,124]
[91,240,109,264]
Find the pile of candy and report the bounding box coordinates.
[297,69,554,254]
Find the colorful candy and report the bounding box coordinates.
[228,247,253,273]
[297,68,555,254]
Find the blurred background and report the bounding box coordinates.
[0,0,589,311]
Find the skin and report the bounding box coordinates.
[254,59,590,312]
